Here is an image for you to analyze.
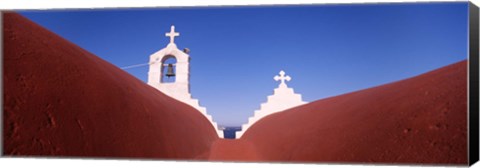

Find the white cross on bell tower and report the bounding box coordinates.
[274,70,291,88]
[165,25,180,44]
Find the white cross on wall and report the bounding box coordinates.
[274,70,291,87]
[165,25,180,44]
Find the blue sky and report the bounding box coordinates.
[20,2,468,126]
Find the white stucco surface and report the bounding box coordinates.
[148,26,223,138]
[236,70,307,138]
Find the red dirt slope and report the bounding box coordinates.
[207,139,262,161]
[3,12,218,159]
[241,60,467,164]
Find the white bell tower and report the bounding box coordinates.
[148,25,223,138]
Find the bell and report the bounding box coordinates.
[165,64,175,78]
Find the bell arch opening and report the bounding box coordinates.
[161,55,177,83]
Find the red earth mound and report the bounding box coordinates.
[240,60,467,164]
[3,12,218,159]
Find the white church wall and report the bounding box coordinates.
[236,70,307,138]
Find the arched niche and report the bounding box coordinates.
[160,55,177,83]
